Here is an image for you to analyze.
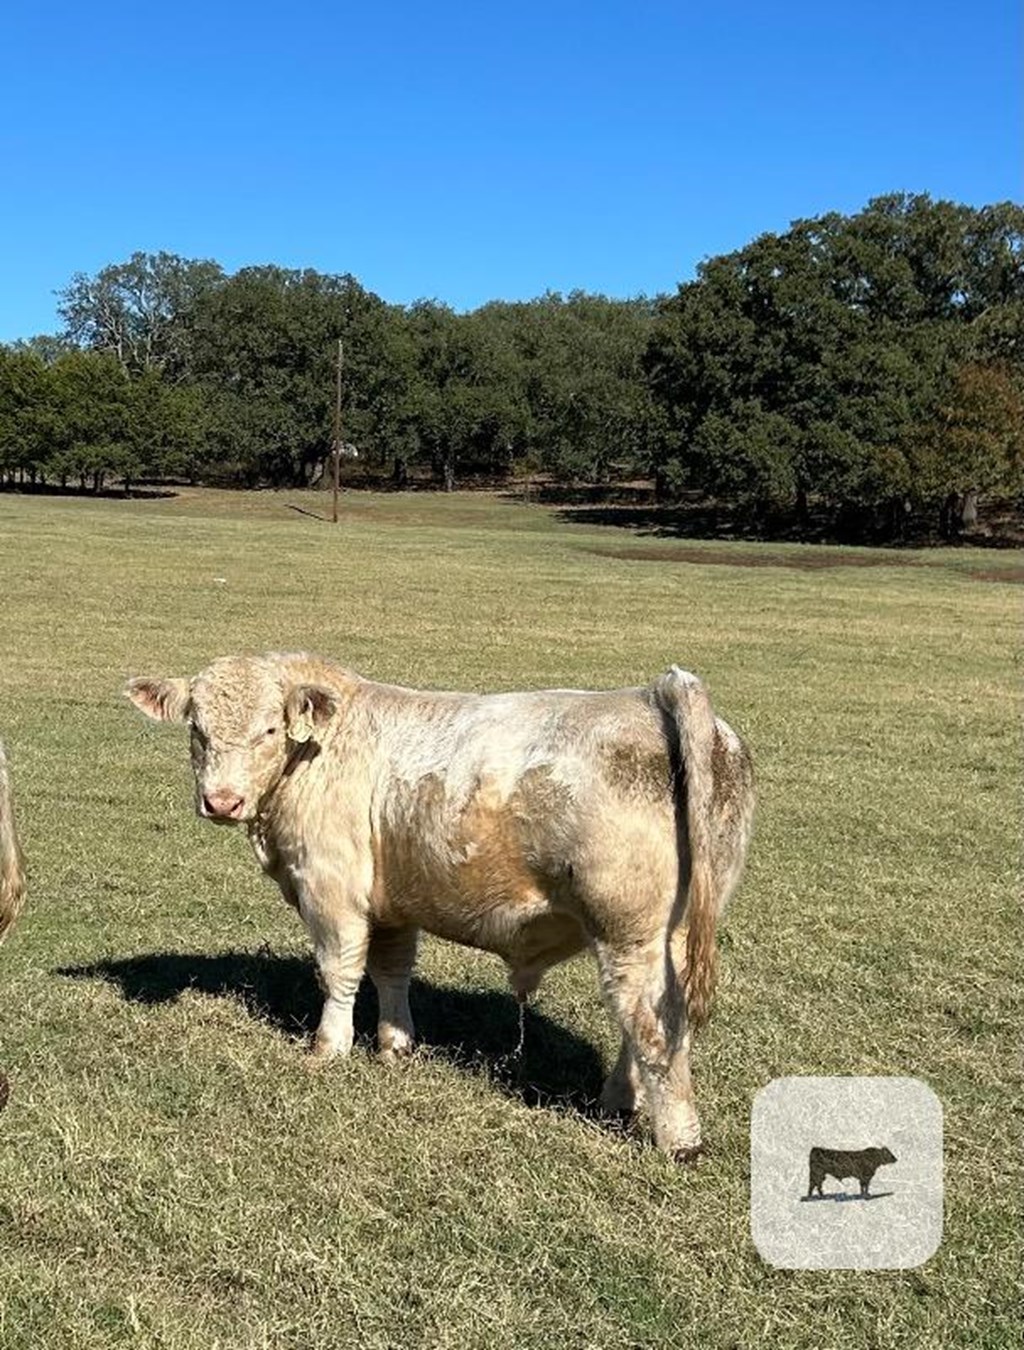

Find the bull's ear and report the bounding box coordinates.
[125,677,191,723]
[285,684,338,743]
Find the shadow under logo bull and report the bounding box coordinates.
[803,1145,897,1200]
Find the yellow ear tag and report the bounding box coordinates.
[290,716,313,744]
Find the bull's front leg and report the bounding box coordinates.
[311,914,371,1061]
[297,878,372,1063]
[312,925,371,1061]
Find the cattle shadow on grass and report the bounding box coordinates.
[56,948,606,1114]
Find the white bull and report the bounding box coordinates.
[128,653,754,1158]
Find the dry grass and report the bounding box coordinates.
[0,487,1019,1348]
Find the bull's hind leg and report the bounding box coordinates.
[367,924,418,1060]
[594,938,700,1159]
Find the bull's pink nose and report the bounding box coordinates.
[202,790,246,819]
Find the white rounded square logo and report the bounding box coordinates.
[750,1077,943,1269]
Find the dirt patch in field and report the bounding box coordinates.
[591,545,901,570]
[587,545,1024,583]
[965,566,1024,584]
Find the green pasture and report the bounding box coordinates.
[0,487,1018,1348]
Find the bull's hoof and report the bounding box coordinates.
[378,1039,415,1064]
[306,1037,346,1068]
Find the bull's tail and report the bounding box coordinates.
[0,741,26,947]
[656,667,719,1029]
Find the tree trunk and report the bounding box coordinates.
[939,491,959,539]
[884,495,908,540]
[960,489,978,530]
[431,448,456,491]
[795,484,809,533]
[392,456,408,489]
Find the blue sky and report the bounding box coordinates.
[1,0,1019,340]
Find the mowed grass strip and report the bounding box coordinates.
[0,488,1019,1349]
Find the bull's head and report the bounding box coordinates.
[126,656,337,824]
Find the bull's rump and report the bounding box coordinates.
[368,683,682,956]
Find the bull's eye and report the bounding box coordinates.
[264,727,279,739]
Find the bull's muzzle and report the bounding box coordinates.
[201,790,247,822]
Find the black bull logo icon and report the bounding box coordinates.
[805,1146,897,1199]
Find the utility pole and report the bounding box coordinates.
[332,339,343,524]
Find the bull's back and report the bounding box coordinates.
[810,1148,879,1179]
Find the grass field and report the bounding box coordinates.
[0,487,1019,1349]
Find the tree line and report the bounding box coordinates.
[1,193,1021,537]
